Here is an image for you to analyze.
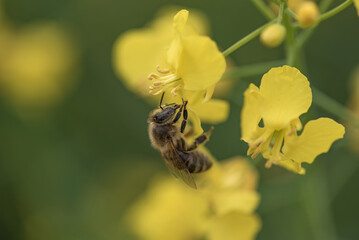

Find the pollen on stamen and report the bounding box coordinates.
[251,148,261,159]
[156,65,170,74]
[249,140,263,149]
[153,81,165,87]
[170,84,182,96]
[148,73,160,80]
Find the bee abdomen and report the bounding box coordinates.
[183,151,212,173]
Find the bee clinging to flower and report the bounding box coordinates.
[148,93,214,189]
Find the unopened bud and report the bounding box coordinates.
[260,23,286,48]
[297,1,319,28]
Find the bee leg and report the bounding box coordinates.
[159,92,165,110]
[186,127,214,151]
[180,101,188,133]
[173,104,184,123]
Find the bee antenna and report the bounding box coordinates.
[159,92,165,110]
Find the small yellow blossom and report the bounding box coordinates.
[113,7,209,97]
[113,8,229,136]
[126,157,261,240]
[241,66,345,173]
[297,1,319,28]
[147,10,225,99]
[260,23,286,48]
[127,178,208,240]
[0,23,77,113]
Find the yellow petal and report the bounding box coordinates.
[283,118,345,164]
[173,9,189,34]
[188,108,204,137]
[152,7,209,36]
[190,99,229,124]
[178,35,226,91]
[166,10,188,71]
[113,29,169,96]
[203,84,216,103]
[260,66,312,130]
[276,155,306,174]
[241,84,261,142]
[207,212,261,240]
[210,190,260,216]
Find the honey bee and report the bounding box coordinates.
[148,93,213,189]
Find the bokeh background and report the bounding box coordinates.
[0,0,358,239]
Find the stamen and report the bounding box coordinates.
[153,81,165,87]
[265,160,273,168]
[269,130,285,163]
[171,84,182,96]
[250,130,273,148]
[149,81,179,96]
[156,65,170,74]
[251,148,261,159]
[148,73,160,80]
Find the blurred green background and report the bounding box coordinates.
[0,0,358,239]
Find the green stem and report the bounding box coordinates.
[319,0,353,22]
[223,59,286,79]
[312,86,359,128]
[251,0,276,20]
[222,19,276,57]
[285,8,297,19]
[283,10,296,66]
[277,1,286,23]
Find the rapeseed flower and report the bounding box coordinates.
[241,66,345,173]
[0,22,77,114]
[126,157,261,240]
[113,8,229,135]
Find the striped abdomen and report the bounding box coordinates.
[178,150,212,173]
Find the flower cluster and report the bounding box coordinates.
[114,4,352,240]
[241,66,345,173]
[126,157,261,240]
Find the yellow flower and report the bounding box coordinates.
[113,8,229,136]
[241,66,345,173]
[113,7,209,97]
[149,10,225,97]
[126,157,261,240]
[0,23,77,113]
[127,177,208,240]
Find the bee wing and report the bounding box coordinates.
[162,139,197,189]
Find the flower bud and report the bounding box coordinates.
[297,1,319,28]
[260,23,286,48]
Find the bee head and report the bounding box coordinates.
[149,105,179,124]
